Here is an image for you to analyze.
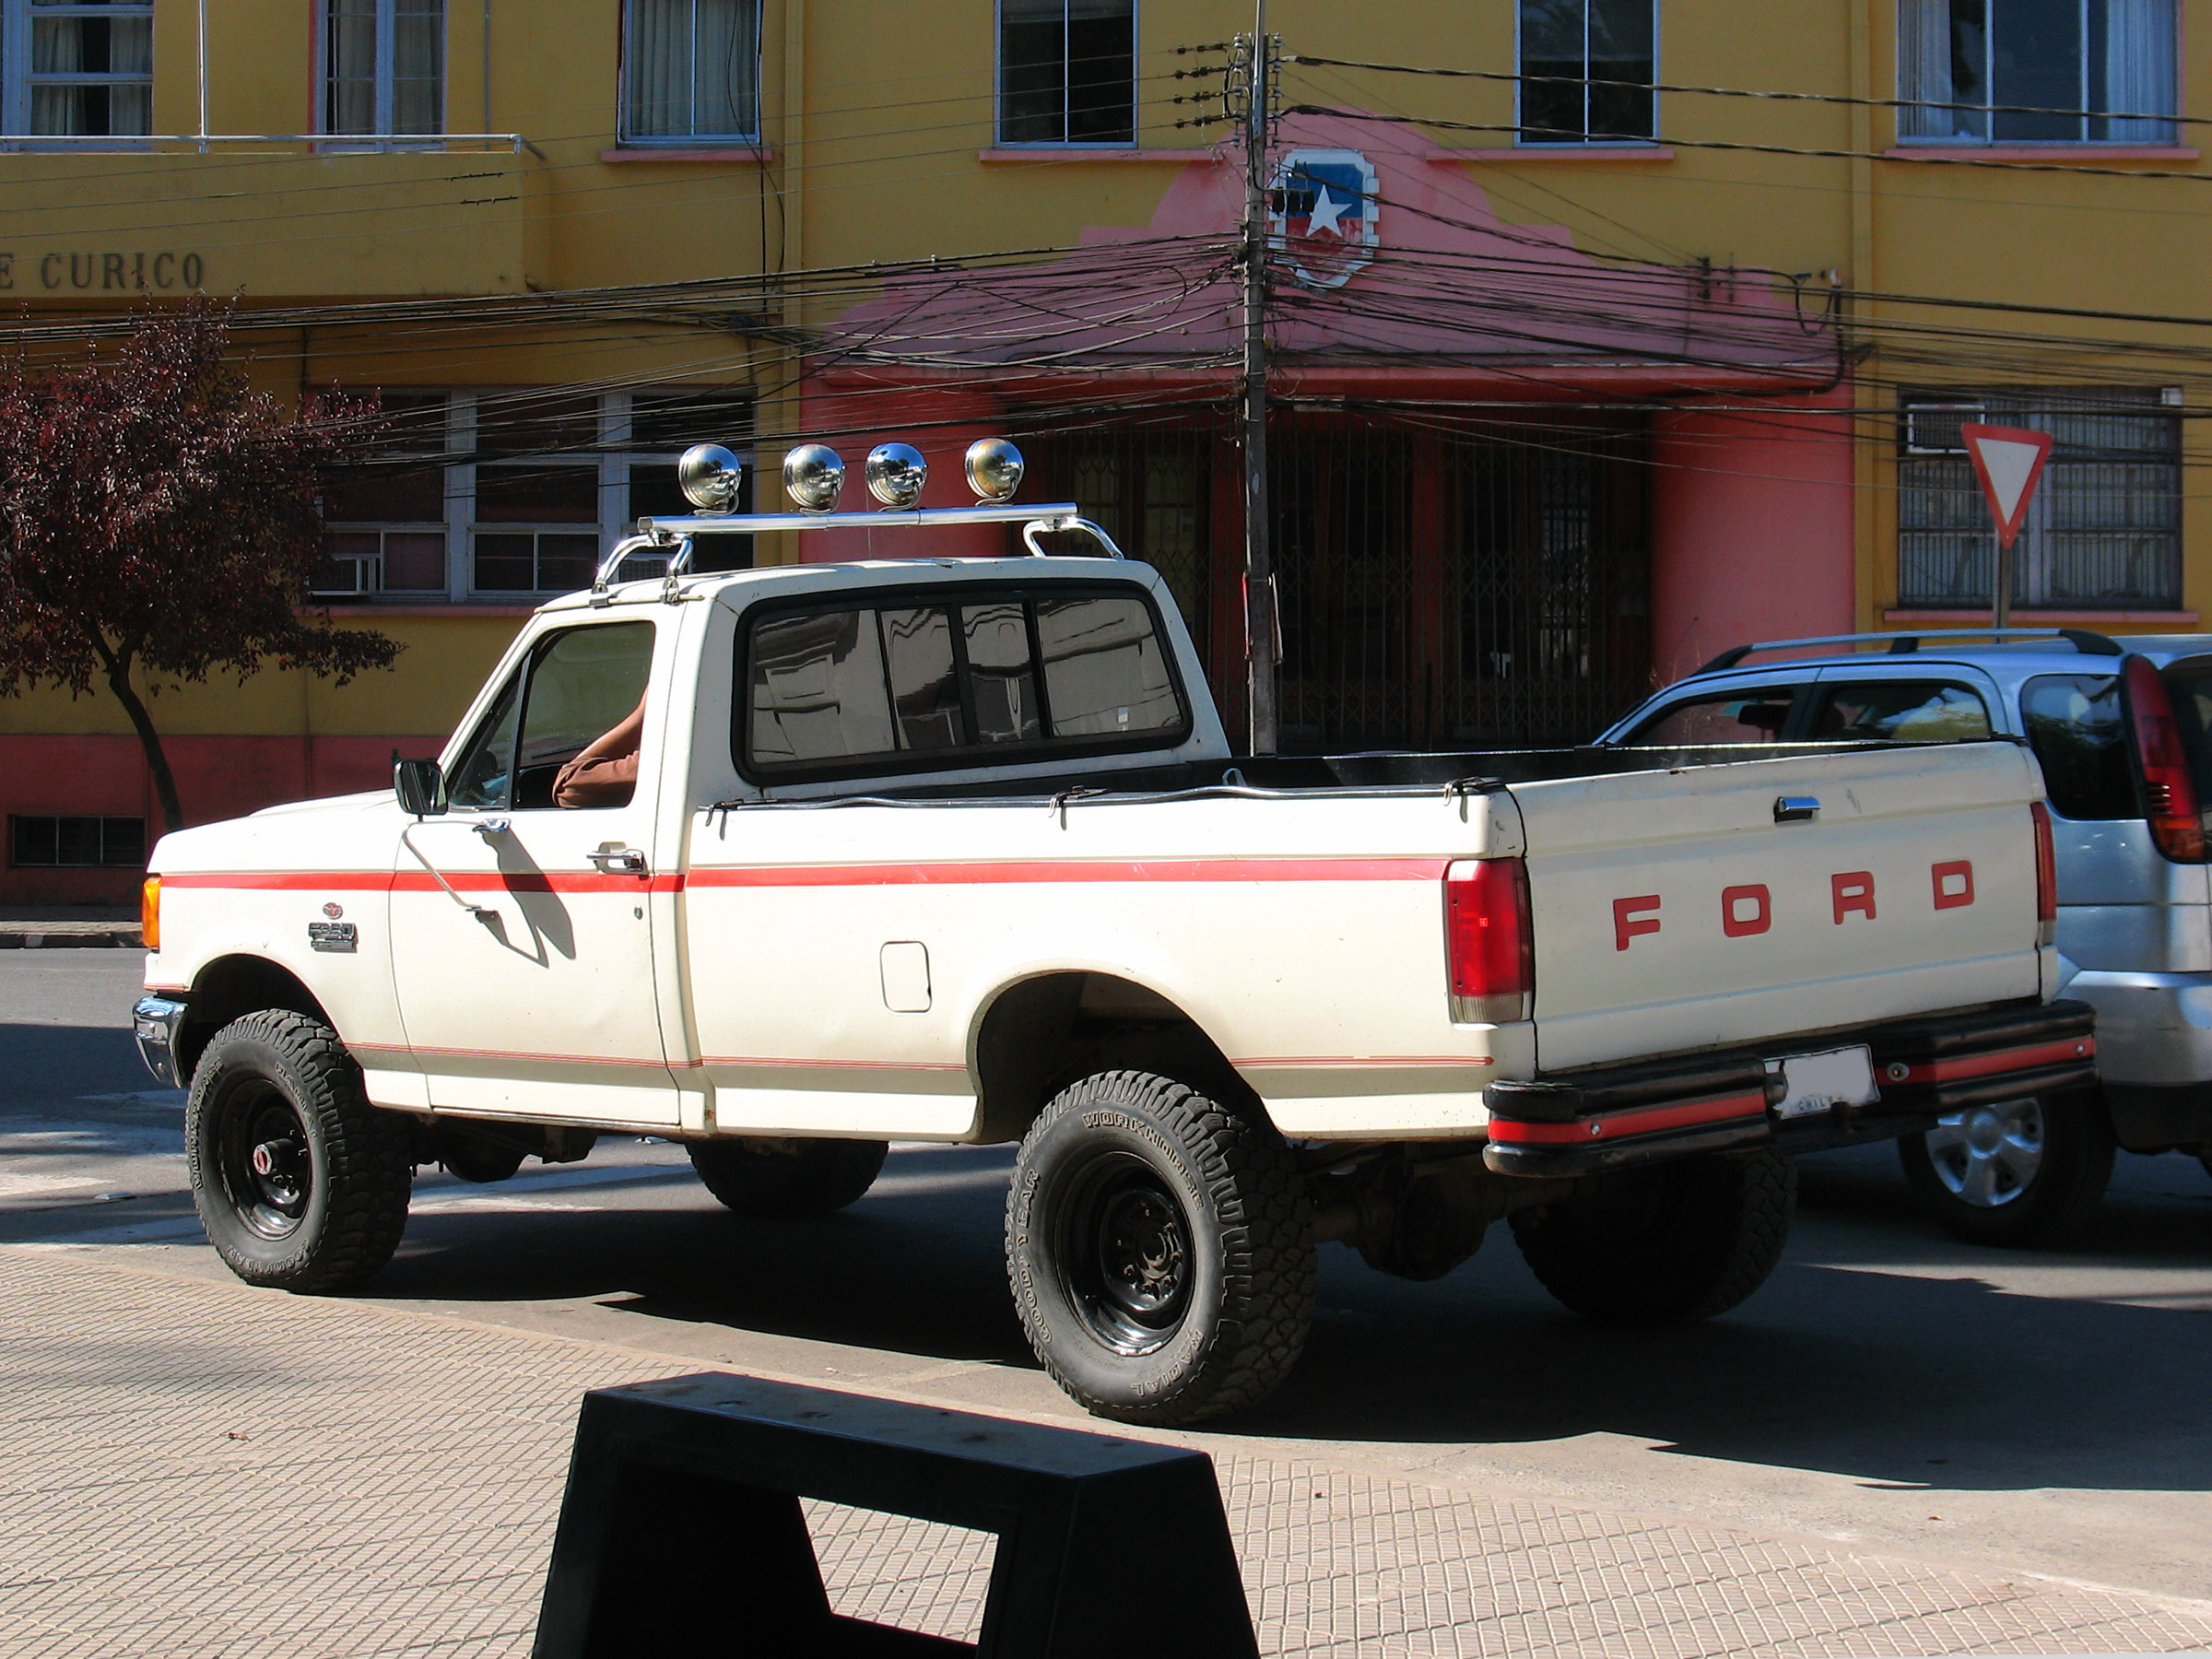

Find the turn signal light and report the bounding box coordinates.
[140,875,160,952]
[1444,857,1533,1023]
[2030,802,2056,948]
[2122,653,2206,862]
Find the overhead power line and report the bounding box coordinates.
[1282,103,2212,186]
[1283,52,2207,134]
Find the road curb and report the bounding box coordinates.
[0,927,142,949]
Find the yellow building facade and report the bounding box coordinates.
[4,0,2206,899]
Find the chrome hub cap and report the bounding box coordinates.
[1924,1098,2044,1208]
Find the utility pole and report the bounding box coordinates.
[1238,6,1277,755]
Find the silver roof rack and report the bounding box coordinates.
[1698,627,2123,675]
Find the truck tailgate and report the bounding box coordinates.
[1512,743,2047,1072]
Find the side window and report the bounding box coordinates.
[742,587,1187,776]
[445,622,654,811]
[1627,688,1799,746]
[446,670,523,810]
[2022,673,2133,820]
[1812,680,1992,743]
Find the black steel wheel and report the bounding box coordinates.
[1006,1068,1315,1426]
[1899,1089,2113,1248]
[185,1010,414,1292]
[1510,1147,1795,1326]
[687,1136,888,1218]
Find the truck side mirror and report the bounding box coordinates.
[394,758,448,818]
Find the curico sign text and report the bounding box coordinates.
[0,251,206,292]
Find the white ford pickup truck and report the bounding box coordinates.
[135,442,2094,1426]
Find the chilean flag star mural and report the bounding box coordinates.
[1265,148,1381,291]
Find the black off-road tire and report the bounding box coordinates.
[184,1010,414,1293]
[1510,1147,1795,1326]
[1006,1068,1316,1427]
[1899,1089,2113,1248]
[687,1136,888,1218]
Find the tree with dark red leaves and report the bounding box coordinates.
[0,302,400,835]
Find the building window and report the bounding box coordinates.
[1898,388,2181,610]
[318,390,452,596]
[998,0,1135,146]
[1518,0,1655,144]
[1899,0,2175,143]
[4,0,154,137]
[317,389,755,600]
[622,0,760,143]
[324,0,445,141]
[11,815,146,867]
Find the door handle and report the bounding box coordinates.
[1774,796,1820,823]
[587,848,649,875]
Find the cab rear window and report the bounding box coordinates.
[740,586,1189,779]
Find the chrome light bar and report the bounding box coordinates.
[592,504,1126,594]
[636,501,1084,536]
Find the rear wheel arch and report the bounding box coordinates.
[971,971,1258,1144]
[178,956,335,1085]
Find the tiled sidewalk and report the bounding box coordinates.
[6,1245,2211,1658]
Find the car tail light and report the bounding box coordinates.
[1445,858,1533,1022]
[140,876,160,953]
[2122,653,2206,862]
[2029,802,2056,948]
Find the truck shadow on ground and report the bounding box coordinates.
[373,1147,1036,1367]
[361,1144,2212,1497]
[1246,1148,2212,1498]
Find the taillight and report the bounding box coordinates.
[140,875,160,953]
[2122,653,2206,861]
[2030,802,2056,948]
[1445,858,1533,1022]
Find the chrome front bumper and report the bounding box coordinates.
[132,995,188,1088]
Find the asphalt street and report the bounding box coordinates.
[6,950,2212,1609]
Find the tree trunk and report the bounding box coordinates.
[101,655,186,836]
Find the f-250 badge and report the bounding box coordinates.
[308,921,357,953]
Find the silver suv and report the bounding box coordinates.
[1602,628,2212,1246]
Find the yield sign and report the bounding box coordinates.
[1961,423,2053,549]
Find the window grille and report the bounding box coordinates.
[1897,387,2181,610]
[10,815,145,867]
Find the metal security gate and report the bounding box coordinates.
[1274,413,1650,751]
[1028,410,1651,753]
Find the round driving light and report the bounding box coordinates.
[963,437,1025,503]
[677,443,745,513]
[864,442,928,509]
[782,444,845,512]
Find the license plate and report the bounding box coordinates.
[1764,1043,1878,1120]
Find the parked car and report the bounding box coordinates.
[1603,627,2212,1245]
[132,458,2088,1426]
